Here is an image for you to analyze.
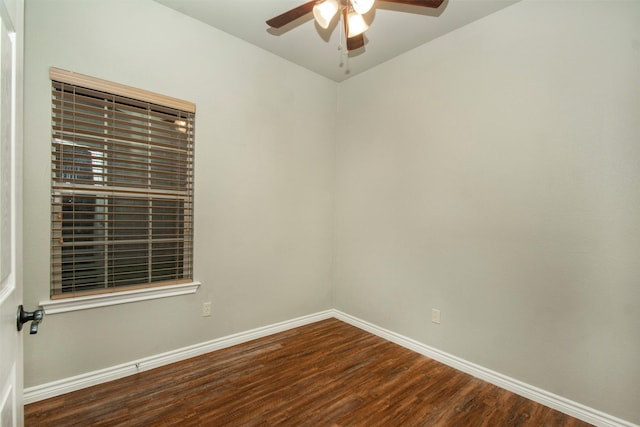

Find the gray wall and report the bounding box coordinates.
[334,0,640,423]
[23,0,335,386]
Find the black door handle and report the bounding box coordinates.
[17,305,44,334]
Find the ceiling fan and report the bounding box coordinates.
[266,0,445,51]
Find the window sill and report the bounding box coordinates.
[39,281,201,315]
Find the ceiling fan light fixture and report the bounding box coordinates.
[313,0,340,29]
[350,0,375,15]
[347,12,368,37]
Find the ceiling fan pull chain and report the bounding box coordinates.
[339,11,351,74]
[344,51,350,74]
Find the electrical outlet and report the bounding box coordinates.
[202,302,212,317]
[431,308,441,324]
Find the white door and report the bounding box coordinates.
[0,0,23,425]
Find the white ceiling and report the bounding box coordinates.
[153,0,520,82]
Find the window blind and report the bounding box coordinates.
[50,68,195,298]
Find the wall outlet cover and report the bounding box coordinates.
[431,308,441,324]
[202,302,212,317]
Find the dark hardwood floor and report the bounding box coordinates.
[25,318,592,426]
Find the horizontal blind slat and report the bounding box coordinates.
[52,126,192,151]
[52,137,193,160]
[52,183,192,199]
[50,113,193,145]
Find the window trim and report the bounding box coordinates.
[40,281,201,314]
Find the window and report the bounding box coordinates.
[50,68,195,298]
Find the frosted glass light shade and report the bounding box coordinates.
[313,0,339,29]
[347,12,368,37]
[351,0,375,15]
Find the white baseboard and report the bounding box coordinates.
[332,310,638,427]
[23,310,334,404]
[24,309,637,427]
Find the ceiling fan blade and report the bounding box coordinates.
[347,34,365,51]
[266,1,317,28]
[378,0,444,8]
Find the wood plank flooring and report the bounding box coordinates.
[25,318,592,426]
